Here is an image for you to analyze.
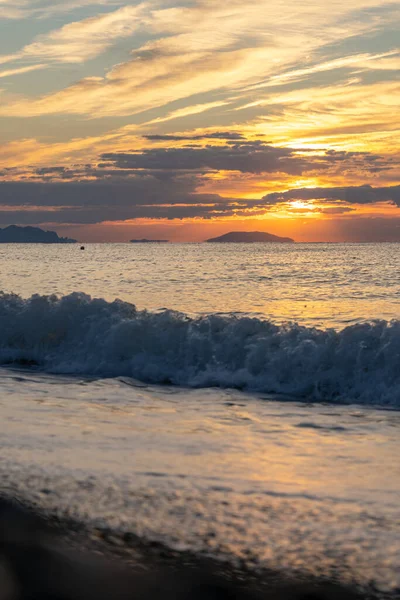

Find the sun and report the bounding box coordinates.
[290,200,311,210]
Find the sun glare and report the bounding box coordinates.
[290,200,312,210]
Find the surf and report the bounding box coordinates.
[1,291,399,406]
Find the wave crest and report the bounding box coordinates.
[1,292,399,405]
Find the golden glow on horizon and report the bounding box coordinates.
[0,0,398,241]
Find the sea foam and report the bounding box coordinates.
[1,292,399,406]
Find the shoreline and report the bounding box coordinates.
[0,493,394,600]
[0,374,399,599]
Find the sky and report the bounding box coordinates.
[0,0,399,242]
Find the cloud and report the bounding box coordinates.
[1,0,396,119]
[100,143,395,179]
[1,172,399,226]
[319,206,355,214]
[0,174,195,206]
[245,51,399,91]
[0,64,46,78]
[144,101,230,125]
[143,132,245,142]
[0,0,32,19]
[0,0,398,236]
[248,80,400,152]
[0,176,260,224]
[0,47,262,117]
[100,144,308,174]
[0,5,146,66]
[0,0,124,20]
[262,185,400,206]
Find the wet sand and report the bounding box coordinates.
[0,371,399,599]
[0,495,387,600]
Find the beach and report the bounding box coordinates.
[2,0,399,589]
[0,367,399,598]
[0,243,399,598]
[0,496,372,600]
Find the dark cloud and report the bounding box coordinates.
[101,143,394,176]
[2,179,399,226]
[2,142,392,188]
[0,203,247,225]
[101,143,313,175]
[0,177,197,208]
[262,185,400,206]
[319,207,356,214]
[35,167,68,175]
[1,140,398,227]
[0,178,254,224]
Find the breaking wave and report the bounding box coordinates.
[1,292,399,406]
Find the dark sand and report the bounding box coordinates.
[0,495,385,600]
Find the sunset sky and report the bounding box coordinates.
[0,0,399,241]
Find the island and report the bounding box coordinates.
[205,231,294,243]
[130,239,169,243]
[0,225,77,243]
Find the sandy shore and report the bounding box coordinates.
[0,493,390,600]
[1,370,399,599]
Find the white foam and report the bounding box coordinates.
[1,291,399,405]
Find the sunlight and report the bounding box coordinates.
[290,200,313,210]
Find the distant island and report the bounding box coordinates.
[130,239,169,243]
[205,231,294,243]
[0,225,77,244]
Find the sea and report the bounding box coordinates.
[0,242,399,596]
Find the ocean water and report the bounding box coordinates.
[1,242,400,595]
[2,242,400,328]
